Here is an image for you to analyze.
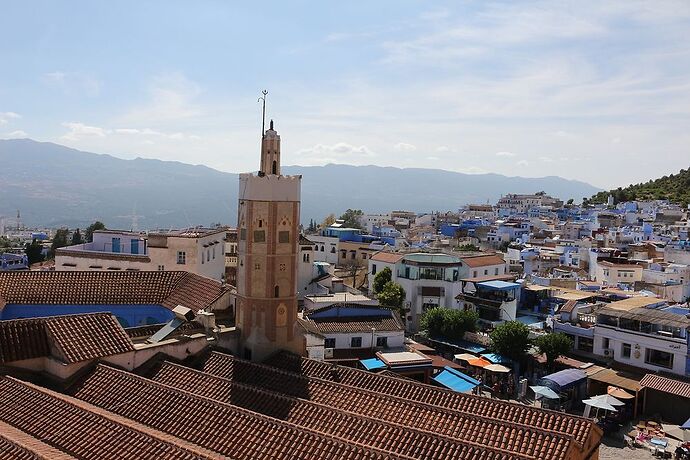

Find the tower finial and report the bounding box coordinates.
[270,119,274,130]
[258,90,268,138]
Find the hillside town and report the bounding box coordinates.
[1,119,689,459]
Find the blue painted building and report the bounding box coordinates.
[0,253,29,271]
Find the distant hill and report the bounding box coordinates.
[0,139,602,229]
[589,167,690,206]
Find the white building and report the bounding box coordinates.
[56,228,227,281]
[367,251,509,331]
[309,234,339,265]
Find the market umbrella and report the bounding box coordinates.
[530,385,560,400]
[582,398,618,412]
[607,386,635,400]
[454,353,477,362]
[589,394,625,407]
[467,358,491,368]
[485,363,511,373]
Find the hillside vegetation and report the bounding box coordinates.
[589,167,690,206]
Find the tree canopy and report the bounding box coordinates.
[534,333,573,369]
[320,214,336,229]
[420,307,478,341]
[588,167,690,207]
[24,239,44,265]
[377,281,407,324]
[85,221,106,242]
[489,321,531,361]
[338,209,363,229]
[71,228,84,245]
[49,228,70,258]
[372,267,392,294]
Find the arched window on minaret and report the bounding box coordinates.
[274,285,280,297]
[272,160,277,175]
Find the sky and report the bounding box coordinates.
[1,1,689,189]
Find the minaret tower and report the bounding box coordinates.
[236,92,303,361]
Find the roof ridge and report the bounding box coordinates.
[207,352,577,444]
[1,375,222,460]
[154,361,537,460]
[0,420,76,460]
[75,364,414,460]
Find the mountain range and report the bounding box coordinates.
[0,139,602,229]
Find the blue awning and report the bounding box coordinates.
[427,337,486,354]
[481,353,512,365]
[681,417,690,430]
[540,368,587,390]
[433,366,480,393]
[360,358,386,371]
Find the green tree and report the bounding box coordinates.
[84,221,106,243]
[534,333,573,370]
[24,239,44,265]
[420,307,478,340]
[338,209,363,229]
[372,267,392,294]
[489,321,531,361]
[377,281,407,323]
[71,228,84,245]
[49,228,70,258]
[456,244,480,252]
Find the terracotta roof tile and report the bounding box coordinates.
[68,364,401,460]
[301,314,404,334]
[263,351,599,449]
[0,421,76,460]
[0,376,211,460]
[370,252,404,264]
[461,255,506,268]
[0,271,228,313]
[0,313,135,364]
[200,352,586,460]
[640,373,690,398]
[149,361,529,460]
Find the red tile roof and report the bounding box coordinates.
[0,376,211,460]
[0,313,134,364]
[370,252,404,264]
[301,314,404,334]
[149,361,530,460]
[640,373,690,399]
[200,352,589,460]
[0,421,76,460]
[461,255,506,268]
[68,364,401,460]
[0,271,228,313]
[263,351,599,449]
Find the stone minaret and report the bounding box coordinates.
[236,121,302,361]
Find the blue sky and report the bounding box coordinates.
[1,1,689,188]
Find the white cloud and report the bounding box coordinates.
[538,156,555,163]
[393,142,417,152]
[43,71,101,97]
[611,137,622,144]
[1,130,27,139]
[517,160,529,166]
[0,112,21,125]
[120,72,202,124]
[294,142,376,166]
[425,156,439,161]
[495,151,516,157]
[436,145,450,152]
[60,122,109,141]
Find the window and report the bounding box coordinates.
[131,240,139,255]
[254,263,261,270]
[331,247,336,253]
[372,264,377,275]
[577,337,593,353]
[253,230,265,242]
[645,348,673,369]
[213,246,216,259]
[602,337,610,349]
[621,343,631,359]
[207,250,211,262]
[303,253,310,262]
[240,228,247,240]
[258,219,263,228]
[274,285,280,297]
[324,338,336,348]
[350,337,362,348]
[376,337,388,348]
[473,271,478,277]
[177,251,186,264]
[484,269,488,275]
[494,268,499,275]
[112,237,121,253]
[157,265,165,271]
[279,231,290,243]
[350,251,356,260]
[320,245,324,252]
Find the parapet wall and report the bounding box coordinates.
[239,173,301,202]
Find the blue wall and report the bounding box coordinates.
[0,304,174,328]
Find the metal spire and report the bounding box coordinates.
[258,90,268,138]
